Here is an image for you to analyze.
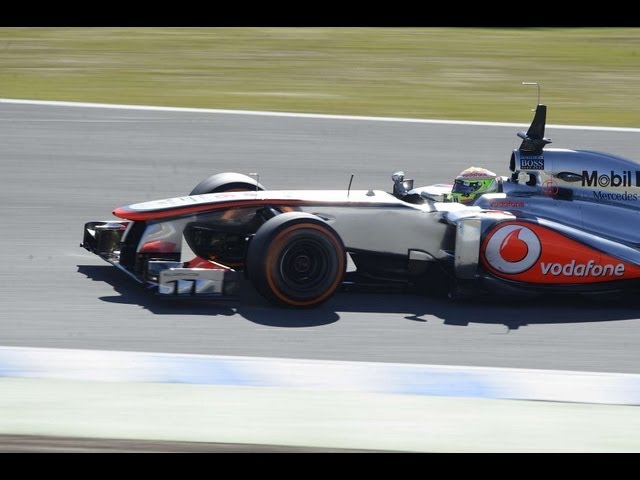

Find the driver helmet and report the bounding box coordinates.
[449,166,500,204]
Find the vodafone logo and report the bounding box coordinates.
[481,221,640,283]
[483,224,541,274]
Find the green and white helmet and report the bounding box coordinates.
[449,166,500,204]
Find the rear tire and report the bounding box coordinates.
[247,212,346,308]
[190,172,264,195]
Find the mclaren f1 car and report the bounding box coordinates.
[81,103,640,307]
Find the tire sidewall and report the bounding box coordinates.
[190,172,264,195]
[247,212,346,308]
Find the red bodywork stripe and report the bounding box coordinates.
[184,256,227,270]
[139,241,177,253]
[113,199,408,221]
[113,200,293,221]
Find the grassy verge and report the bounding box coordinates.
[0,27,639,126]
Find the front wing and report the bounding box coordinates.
[81,220,243,299]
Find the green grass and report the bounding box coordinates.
[1,27,639,126]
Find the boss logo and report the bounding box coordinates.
[520,157,545,170]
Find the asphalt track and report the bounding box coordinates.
[2,101,640,375]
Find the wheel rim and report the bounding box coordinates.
[261,222,345,307]
[279,238,334,295]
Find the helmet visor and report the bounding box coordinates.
[452,178,488,195]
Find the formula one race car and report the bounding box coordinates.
[81,103,640,307]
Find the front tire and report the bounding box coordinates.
[247,212,346,308]
[190,172,264,195]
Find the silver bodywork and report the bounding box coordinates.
[81,103,640,302]
[497,149,640,245]
[121,189,462,262]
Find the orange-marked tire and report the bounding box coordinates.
[247,212,346,308]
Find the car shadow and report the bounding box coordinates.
[328,291,640,330]
[77,264,237,317]
[78,264,640,330]
[77,264,340,327]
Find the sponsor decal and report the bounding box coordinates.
[480,222,640,284]
[483,225,541,274]
[461,172,492,178]
[540,260,624,277]
[542,179,559,196]
[520,155,545,170]
[581,170,640,188]
[208,192,257,199]
[592,191,639,201]
[489,200,525,208]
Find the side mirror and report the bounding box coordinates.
[392,171,405,183]
[392,171,414,197]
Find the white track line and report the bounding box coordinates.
[1,98,639,133]
[2,345,640,405]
